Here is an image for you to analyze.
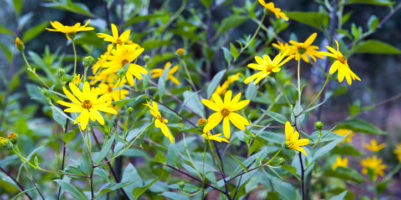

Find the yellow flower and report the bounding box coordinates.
[0,137,8,147]
[202,90,250,139]
[393,143,401,162]
[57,82,117,130]
[285,121,310,156]
[151,62,180,85]
[332,156,348,170]
[97,24,132,45]
[92,45,113,74]
[213,73,240,96]
[15,37,24,52]
[364,139,385,152]
[197,118,207,127]
[97,81,129,102]
[361,156,387,180]
[102,44,147,86]
[321,40,361,85]
[272,41,290,54]
[244,52,293,84]
[288,33,323,63]
[46,20,94,40]
[176,48,185,55]
[73,74,82,85]
[201,132,229,143]
[258,0,289,21]
[333,129,354,144]
[145,101,174,144]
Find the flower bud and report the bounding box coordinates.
[315,121,324,130]
[176,48,185,55]
[197,118,207,128]
[0,137,10,150]
[144,55,150,62]
[7,132,18,143]
[82,56,95,68]
[58,68,65,76]
[15,37,25,52]
[127,107,134,113]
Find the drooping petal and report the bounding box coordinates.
[228,112,249,130]
[223,117,231,139]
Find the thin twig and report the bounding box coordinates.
[57,121,69,200]
[0,167,33,200]
[213,141,232,200]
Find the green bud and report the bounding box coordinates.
[144,55,150,62]
[127,107,134,113]
[58,68,65,76]
[315,121,324,130]
[82,56,95,68]
[7,132,18,143]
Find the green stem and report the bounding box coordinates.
[180,57,196,91]
[297,59,301,115]
[72,40,77,75]
[307,75,330,109]
[22,52,49,88]
[201,142,207,199]
[274,76,293,110]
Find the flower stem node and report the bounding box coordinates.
[15,37,25,52]
[314,121,324,130]
[82,56,95,68]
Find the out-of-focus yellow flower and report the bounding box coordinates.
[145,101,174,144]
[288,33,323,63]
[97,80,129,102]
[285,121,310,156]
[258,0,289,21]
[213,73,240,96]
[102,44,147,86]
[364,139,386,152]
[244,52,293,84]
[73,74,82,85]
[321,40,361,85]
[57,82,117,130]
[361,156,386,180]
[332,156,348,170]
[202,132,229,143]
[97,24,132,46]
[333,129,354,144]
[151,62,180,85]
[0,137,8,148]
[176,48,185,55]
[15,37,24,52]
[393,143,401,162]
[46,20,94,40]
[272,41,290,54]
[202,90,250,139]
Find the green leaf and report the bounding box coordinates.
[158,63,172,98]
[200,0,213,8]
[0,24,15,35]
[285,12,329,30]
[26,84,47,104]
[217,15,248,35]
[0,42,13,63]
[332,144,362,156]
[207,69,226,98]
[80,146,91,175]
[367,15,379,31]
[62,130,76,144]
[124,14,170,27]
[353,40,401,54]
[377,179,391,194]
[51,106,67,127]
[231,155,247,172]
[9,73,19,92]
[54,179,86,199]
[347,0,394,6]
[222,47,232,65]
[262,110,287,124]
[142,39,171,49]
[12,0,23,15]
[245,81,257,100]
[336,118,386,135]
[122,164,143,200]
[282,165,300,180]
[182,91,205,117]
[22,21,48,43]
[97,180,136,196]
[330,191,347,200]
[133,178,160,200]
[42,0,94,17]
[324,168,365,183]
[230,43,239,59]
[153,151,166,164]
[161,192,190,200]
[312,135,345,161]
[94,133,115,165]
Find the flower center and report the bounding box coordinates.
[121,59,129,67]
[338,55,347,64]
[108,86,113,93]
[297,47,306,55]
[82,100,93,109]
[266,64,274,72]
[116,38,123,45]
[221,108,231,117]
[157,115,166,123]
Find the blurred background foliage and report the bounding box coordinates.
[1,0,401,199]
